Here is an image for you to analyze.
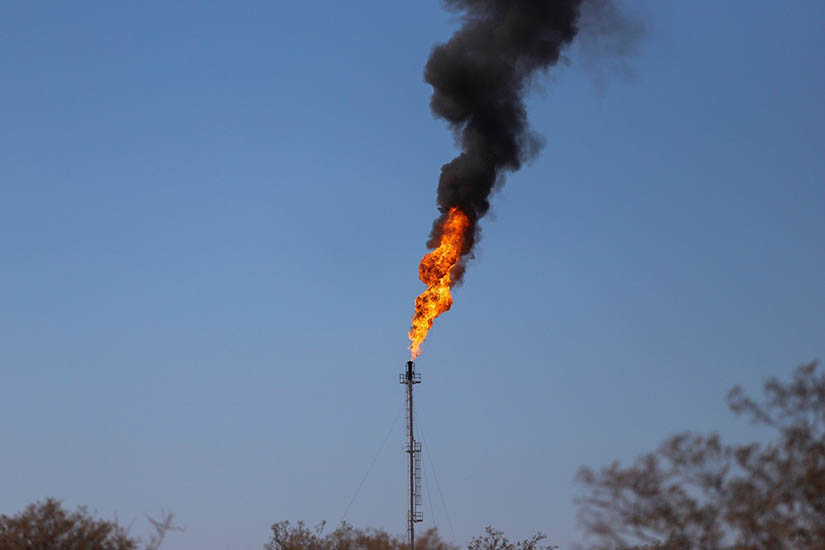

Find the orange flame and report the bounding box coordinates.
[408,207,470,359]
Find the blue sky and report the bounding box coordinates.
[1,1,823,549]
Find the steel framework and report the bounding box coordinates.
[400,360,422,550]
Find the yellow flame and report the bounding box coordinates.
[408,207,470,359]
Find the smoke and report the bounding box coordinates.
[423,0,640,282]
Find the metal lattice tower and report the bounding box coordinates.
[400,360,422,550]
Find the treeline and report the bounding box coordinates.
[265,522,552,550]
[2,362,822,550]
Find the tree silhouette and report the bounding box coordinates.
[468,526,557,550]
[0,498,136,550]
[0,499,181,550]
[265,522,553,550]
[265,520,457,550]
[576,361,825,550]
[143,511,183,550]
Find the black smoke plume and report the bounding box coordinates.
[424,0,637,282]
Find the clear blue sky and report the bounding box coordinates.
[1,2,823,549]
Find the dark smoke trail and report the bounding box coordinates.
[423,0,635,282]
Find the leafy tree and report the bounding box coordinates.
[265,522,551,550]
[0,499,181,550]
[576,361,825,550]
[468,526,556,550]
[0,498,136,550]
[265,520,455,550]
[265,521,331,550]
